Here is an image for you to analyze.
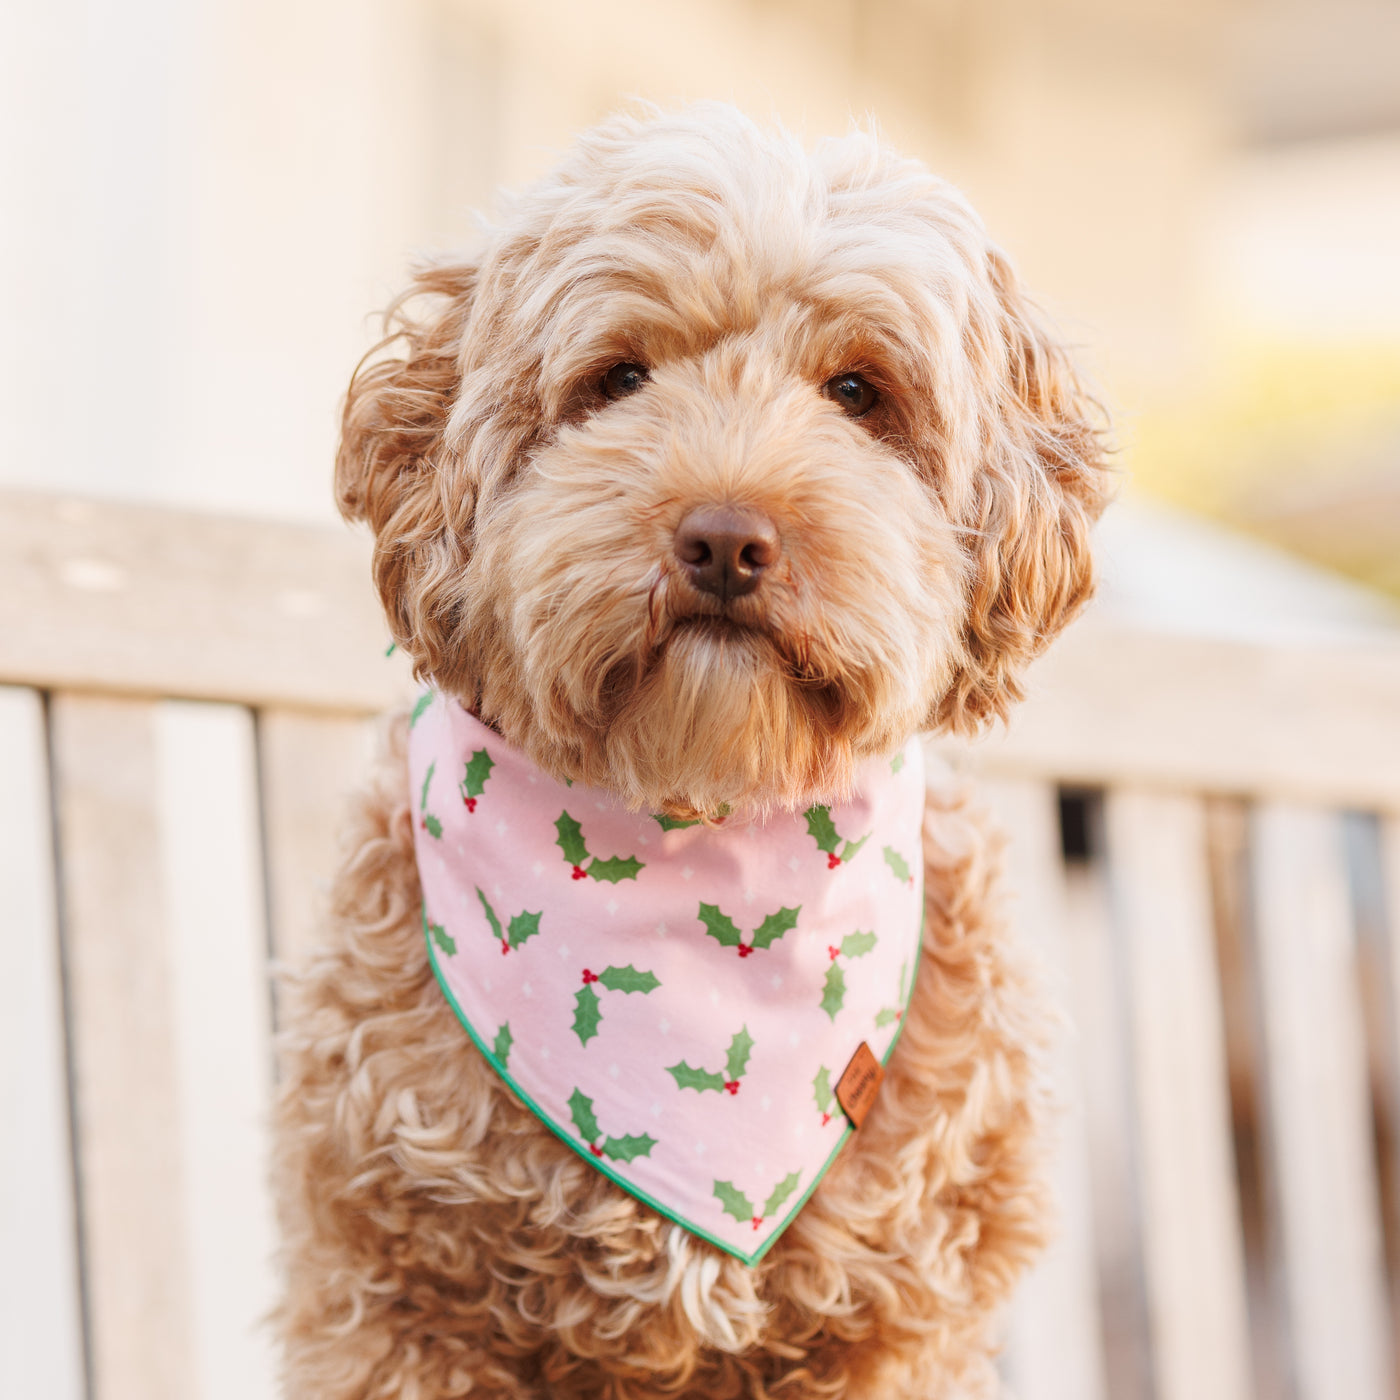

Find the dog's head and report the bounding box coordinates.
[338,105,1108,816]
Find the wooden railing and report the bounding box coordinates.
[4,489,1400,1400]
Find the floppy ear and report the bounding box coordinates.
[933,249,1112,733]
[336,259,478,676]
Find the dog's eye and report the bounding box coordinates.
[822,372,878,418]
[601,362,650,401]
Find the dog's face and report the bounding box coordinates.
[338,107,1107,816]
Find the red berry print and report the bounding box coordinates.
[571,864,588,880]
[724,1080,740,1095]
[463,795,477,812]
[751,1216,763,1231]
[581,969,599,985]
[590,1143,604,1158]
[737,944,753,959]
[500,939,509,956]
[821,1112,831,1126]
[827,945,839,960]
[827,852,841,870]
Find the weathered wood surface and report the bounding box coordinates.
[983,778,1108,1400]
[5,489,1400,809]
[0,687,85,1400]
[50,694,197,1400]
[953,624,1400,811]
[0,491,411,712]
[155,702,279,1400]
[1250,803,1394,1400]
[46,694,281,1400]
[1104,790,1252,1400]
[259,707,378,970]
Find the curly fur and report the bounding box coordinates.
[276,104,1109,1398]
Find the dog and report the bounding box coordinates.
[274,103,1108,1399]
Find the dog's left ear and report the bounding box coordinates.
[336,258,479,679]
[934,249,1112,733]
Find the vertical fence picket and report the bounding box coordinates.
[1251,802,1394,1400]
[0,687,85,1400]
[50,694,196,1400]
[1104,790,1252,1400]
[979,776,1108,1400]
[155,702,279,1400]
[258,708,377,973]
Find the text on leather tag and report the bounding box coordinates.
[835,1041,884,1128]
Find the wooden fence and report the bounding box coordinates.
[3,489,1400,1400]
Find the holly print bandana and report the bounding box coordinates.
[409,694,925,1265]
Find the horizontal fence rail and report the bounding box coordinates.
[2,490,1399,1400]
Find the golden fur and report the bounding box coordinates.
[276,105,1109,1398]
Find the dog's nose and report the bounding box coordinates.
[674,505,779,601]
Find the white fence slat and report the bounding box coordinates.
[50,693,196,1400]
[0,687,85,1400]
[258,708,376,971]
[979,777,1108,1400]
[1251,802,1393,1400]
[1104,790,1252,1400]
[155,702,279,1400]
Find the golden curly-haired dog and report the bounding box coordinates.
[274,104,1109,1399]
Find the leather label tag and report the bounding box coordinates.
[835,1041,884,1128]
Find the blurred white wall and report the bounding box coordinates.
[2,0,1230,525]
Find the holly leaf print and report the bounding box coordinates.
[714,1180,754,1223]
[421,907,456,957]
[507,910,542,949]
[882,845,912,884]
[568,1088,601,1145]
[409,691,434,727]
[840,930,877,959]
[699,903,743,948]
[840,832,871,864]
[820,963,846,1020]
[555,811,589,867]
[762,1171,802,1220]
[667,1061,726,1093]
[891,751,905,774]
[803,804,840,856]
[598,965,660,994]
[573,985,602,1045]
[750,906,800,950]
[725,1027,754,1082]
[813,1066,834,1115]
[588,854,644,884]
[418,761,442,837]
[654,813,700,831]
[476,888,503,943]
[602,1133,656,1163]
[492,1022,513,1065]
[874,1008,900,1028]
[461,747,494,798]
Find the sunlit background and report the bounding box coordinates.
[3,0,1399,601]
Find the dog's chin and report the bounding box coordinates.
[592,619,863,818]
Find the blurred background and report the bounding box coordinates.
[3,0,1400,594]
[3,5,1400,1400]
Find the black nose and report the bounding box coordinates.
[673,505,780,601]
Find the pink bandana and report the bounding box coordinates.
[409,693,924,1264]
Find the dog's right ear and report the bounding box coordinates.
[335,259,477,529]
[335,260,479,678]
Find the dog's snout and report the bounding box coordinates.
[674,505,779,601]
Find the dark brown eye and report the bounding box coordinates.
[602,362,650,400]
[822,372,878,418]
